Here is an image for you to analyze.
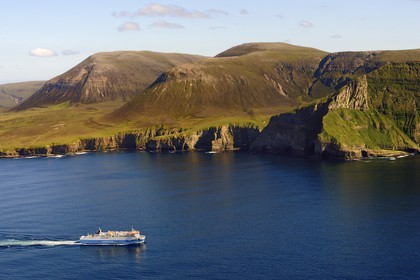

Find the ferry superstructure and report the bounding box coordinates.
[79,228,145,245]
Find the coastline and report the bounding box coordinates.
[1,138,417,161]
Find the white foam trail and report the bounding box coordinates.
[0,239,78,247]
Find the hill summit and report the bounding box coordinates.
[110,43,329,123]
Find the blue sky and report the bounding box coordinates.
[1,0,419,84]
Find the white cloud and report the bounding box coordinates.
[299,20,313,28]
[136,3,210,19]
[62,50,79,56]
[274,14,284,19]
[150,20,184,29]
[240,9,248,15]
[29,48,57,57]
[118,22,140,32]
[331,34,343,39]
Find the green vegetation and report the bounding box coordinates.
[0,81,45,108]
[367,62,420,140]
[0,101,126,150]
[319,108,417,151]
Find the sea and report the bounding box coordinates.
[0,151,419,279]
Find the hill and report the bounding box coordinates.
[0,81,45,108]
[109,43,329,126]
[14,51,204,110]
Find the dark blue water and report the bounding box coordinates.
[0,152,419,279]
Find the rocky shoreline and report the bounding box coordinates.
[0,125,259,158]
[1,124,417,160]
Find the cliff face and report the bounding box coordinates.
[4,124,260,157]
[328,75,369,111]
[252,67,420,159]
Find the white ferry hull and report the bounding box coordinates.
[79,228,146,246]
[79,237,145,246]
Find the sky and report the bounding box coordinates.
[1,0,419,84]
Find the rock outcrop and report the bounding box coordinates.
[328,76,369,111]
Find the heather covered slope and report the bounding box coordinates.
[109,43,329,124]
[14,51,203,110]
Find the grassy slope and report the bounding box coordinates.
[367,62,420,141]
[313,49,420,153]
[319,108,417,152]
[0,99,269,152]
[0,81,45,108]
[0,101,127,150]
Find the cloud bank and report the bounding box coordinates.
[113,3,227,19]
[29,48,57,57]
[138,3,208,18]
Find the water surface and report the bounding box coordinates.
[0,152,419,279]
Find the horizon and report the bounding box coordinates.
[1,0,420,84]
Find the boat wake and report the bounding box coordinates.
[0,239,78,248]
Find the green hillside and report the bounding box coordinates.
[251,51,420,159]
[0,81,45,108]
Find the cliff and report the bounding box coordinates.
[2,124,260,157]
[251,71,419,159]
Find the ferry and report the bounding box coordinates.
[79,228,146,245]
